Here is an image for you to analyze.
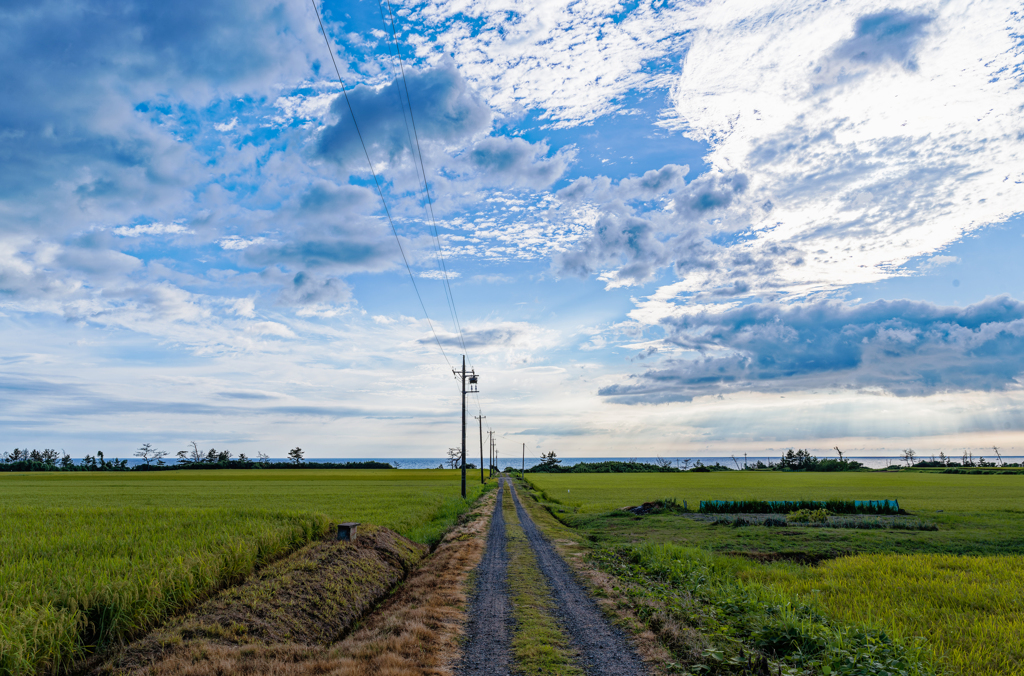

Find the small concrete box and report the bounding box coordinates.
[337,522,361,542]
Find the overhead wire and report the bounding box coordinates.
[377,0,474,368]
[373,1,464,357]
[310,0,456,375]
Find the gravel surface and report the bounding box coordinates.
[457,479,512,676]
[509,482,649,676]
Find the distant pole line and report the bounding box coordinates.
[476,414,486,484]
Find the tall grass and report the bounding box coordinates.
[745,553,1024,676]
[0,507,326,675]
[596,543,933,675]
[0,470,486,675]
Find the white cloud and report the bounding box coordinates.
[657,0,1024,299]
[419,269,460,279]
[919,255,960,272]
[219,236,268,250]
[409,0,694,126]
[113,222,194,237]
[214,117,239,132]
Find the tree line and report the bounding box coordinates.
[0,444,395,471]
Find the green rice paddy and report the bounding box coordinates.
[526,470,1024,676]
[0,469,482,676]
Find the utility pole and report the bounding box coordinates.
[475,415,486,484]
[522,442,525,479]
[454,355,478,499]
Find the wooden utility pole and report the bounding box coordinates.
[454,355,477,499]
[475,415,486,484]
[522,442,525,478]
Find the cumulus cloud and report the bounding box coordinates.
[657,0,1024,302]
[315,62,569,192]
[545,0,1022,307]
[601,296,1024,403]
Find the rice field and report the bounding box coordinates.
[525,470,1024,514]
[745,553,1024,676]
[526,471,1024,675]
[0,469,483,676]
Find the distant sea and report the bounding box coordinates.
[109,455,1024,470]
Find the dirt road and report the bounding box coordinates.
[458,479,513,676]
[459,478,647,676]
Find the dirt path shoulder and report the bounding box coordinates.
[508,482,649,676]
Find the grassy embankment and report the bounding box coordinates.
[0,469,485,676]
[526,471,1024,676]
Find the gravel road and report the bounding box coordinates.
[508,481,648,676]
[458,479,512,676]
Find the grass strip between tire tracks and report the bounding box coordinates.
[502,481,585,676]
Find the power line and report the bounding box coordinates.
[310,0,454,372]
[374,1,464,358]
[377,0,474,366]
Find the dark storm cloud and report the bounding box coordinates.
[600,296,1024,403]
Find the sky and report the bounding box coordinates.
[2,0,1024,461]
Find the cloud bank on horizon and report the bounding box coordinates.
[1,0,1023,456]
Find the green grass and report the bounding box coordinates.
[526,471,1024,515]
[526,471,1024,675]
[744,553,1024,676]
[0,469,484,676]
[502,483,584,676]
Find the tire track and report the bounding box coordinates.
[508,481,648,676]
[457,479,512,676]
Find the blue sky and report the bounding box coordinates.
[2,0,1024,460]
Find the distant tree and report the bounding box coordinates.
[188,442,204,464]
[655,456,673,469]
[60,452,74,469]
[205,448,219,464]
[238,453,249,464]
[834,446,844,461]
[217,449,231,463]
[993,446,1004,466]
[939,451,949,466]
[135,443,157,465]
[900,448,917,467]
[257,451,270,465]
[288,447,304,464]
[154,450,168,466]
[392,460,402,469]
[81,454,97,470]
[96,450,107,470]
[538,451,561,470]
[447,447,461,469]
